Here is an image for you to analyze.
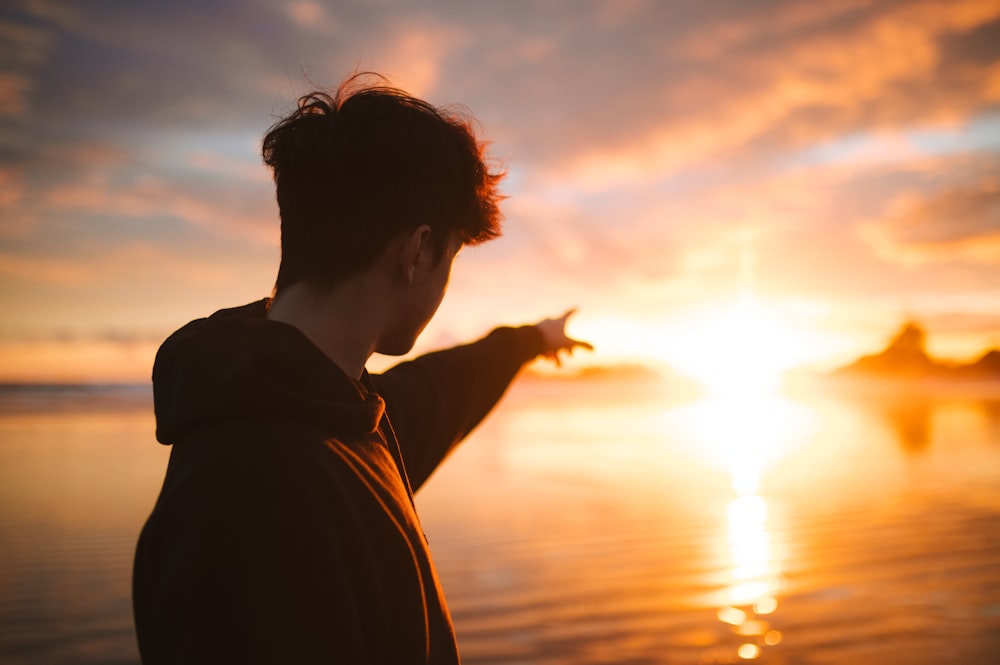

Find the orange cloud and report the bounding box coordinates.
[376,22,470,98]
[0,167,33,237]
[33,168,278,247]
[550,0,1000,189]
[2,0,998,380]
[0,252,95,285]
[0,168,20,207]
[287,1,326,28]
[0,337,158,383]
[0,239,274,296]
[0,71,30,116]
[862,178,1000,265]
[97,242,276,289]
[0,17,53,117]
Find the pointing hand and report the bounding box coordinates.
[534,309,593,367]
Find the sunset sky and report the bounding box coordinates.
[1,0,999,383]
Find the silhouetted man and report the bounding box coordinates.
[132,74,589,664]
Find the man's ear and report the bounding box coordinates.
[400,224,433,282]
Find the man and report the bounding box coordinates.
[132,74,590,664]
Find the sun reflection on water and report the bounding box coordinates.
[718,489,783,660]
[727,494,774,603]
[675,390,813,661]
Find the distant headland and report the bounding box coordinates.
[830,321,1000,381]
[792,321,1000,397]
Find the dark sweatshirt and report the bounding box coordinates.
[133,300,545,664]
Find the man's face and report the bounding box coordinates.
[376,230,462,356]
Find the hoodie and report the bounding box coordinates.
[133,300,545,664]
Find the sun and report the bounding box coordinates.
[666,297,816,395]
[565,295,828,393]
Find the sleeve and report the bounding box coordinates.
[371,325,546,491]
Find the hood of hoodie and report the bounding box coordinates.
[153,300,385,445]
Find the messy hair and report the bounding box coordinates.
[262,73,505,293]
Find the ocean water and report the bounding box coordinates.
[0,380,998,664]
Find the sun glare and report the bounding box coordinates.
[677,391,815,492]
[667,297,816,396]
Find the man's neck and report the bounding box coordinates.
[267,279,383,380]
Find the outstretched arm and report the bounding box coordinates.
[373,311,592,490]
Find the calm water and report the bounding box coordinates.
[0,380,998,664]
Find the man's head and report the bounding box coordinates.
[262,74,504,297]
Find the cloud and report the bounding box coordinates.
[0,251,94,285]
[1,126,277,248]
[3,2,298,135]
[39,173,278,246]
[0,12,55,74]
[0,13,52,117]
[506,0,1000,188]
[1,0,999,374]
[923,310,1000,335]
[287,1,326,28]
[0,71,30,116]
[7,0,996,186]
[0,240,264,289]
[373,21,469,98]
[0,336,159,383]
[0,238,277,351]
[0,167,30,236]
[863,177,1000,264]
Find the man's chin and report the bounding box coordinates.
[374,338,418,357]
[377,319,432,357]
